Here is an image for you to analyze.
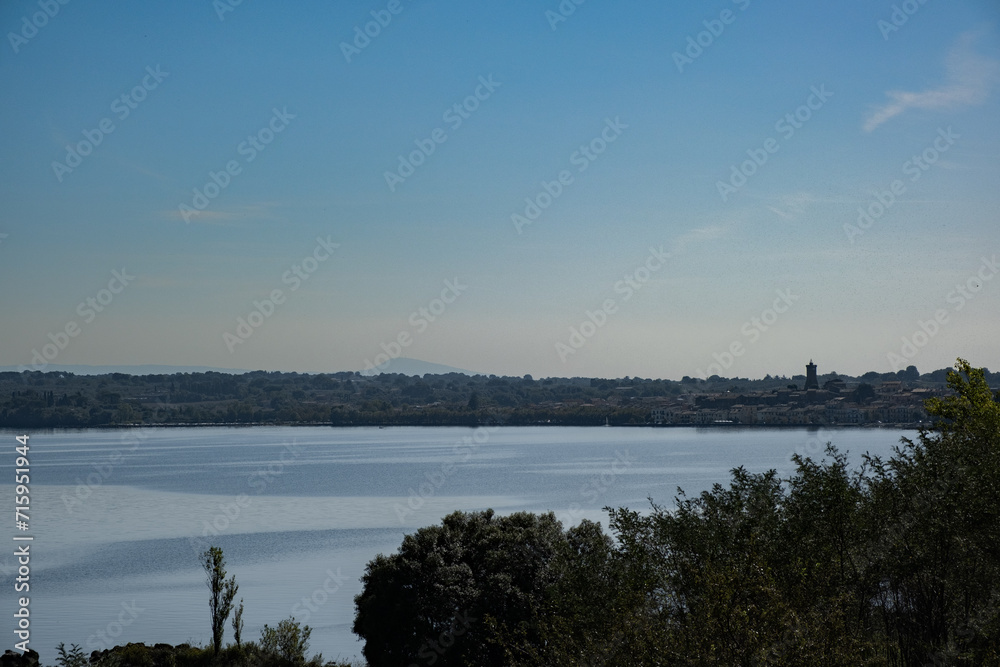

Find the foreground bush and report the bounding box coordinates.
[353,509,614,665]
[76,631,342,667]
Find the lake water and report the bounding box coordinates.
[1,425,910,664]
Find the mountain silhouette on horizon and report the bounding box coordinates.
[358,357,479,377]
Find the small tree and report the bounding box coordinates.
[260,617,312,664]
[55,642,87,667]
[201,546,239,655]
[233,598,244,647]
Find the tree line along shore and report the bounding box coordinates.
[3,364,995,429]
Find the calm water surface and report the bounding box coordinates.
[0,426,909,663]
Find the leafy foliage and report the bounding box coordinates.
[354,509,586,665]
[259,617,314,666]
[55,643,87,667]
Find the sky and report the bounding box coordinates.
[1,0,998,380]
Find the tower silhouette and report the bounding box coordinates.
[805,360,819,390]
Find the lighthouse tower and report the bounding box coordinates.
[805,360,819,390]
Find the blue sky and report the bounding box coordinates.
[1,0,998,379]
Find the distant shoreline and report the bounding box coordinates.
[0,421,922,431]
[4,368,964,431]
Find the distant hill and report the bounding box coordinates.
[358,357,479,377]
[1,359,478,378]
[0,364,253,376]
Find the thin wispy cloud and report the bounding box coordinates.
[161,202,285,225]
[767,192,816,220]
[162,209,242,225]
[671,225,726,254]
[763,192,889,219]
[864,30,999,132]
[113,156,172,182]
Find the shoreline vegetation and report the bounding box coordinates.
[1,421,918,429]
[4,363,995,430]
[4,359,1000,666]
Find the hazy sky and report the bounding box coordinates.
[2,0,998,380]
